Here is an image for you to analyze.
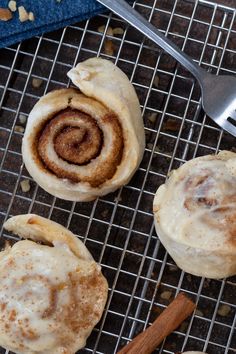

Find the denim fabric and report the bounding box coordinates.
[0,0,104,48]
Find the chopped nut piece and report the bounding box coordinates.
[8,1,17,12]
[217,304,231,317]
[160,291,172,300]
[106,27,113,36]
[32,78,43,88]
[0,8,13,21]
[98,25,105,33]
[195,309,204,317]
[104,40,114,56]
[154,146,162,153]
[28,11,34,21]
[163,118,181,132]
[18,6,29,22]
[153,75,159,88]
[148,112,157,123]
[147,143,153,150]
[19,114,27,125]
[113,27,124,35]
[98,25,113,36]
[20,180,31,193]
[14,125,25,133]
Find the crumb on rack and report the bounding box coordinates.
[14,125,25,133]
[160,290,172,300]
[217,304,231,317]
[104,40,114,56]
[19,114,27,125]
[20,179,31,193]
[147,143,153,150]
[153,75,159,88]
[8,1,17,12]
[18,6,29,22]
[32,78,43,88]
[195,309,204,317]
[0,7,13,21]
[98,25,124,36]
[113,27,124,35]
[98,25,113,36]
[163,118,181,132]
[148,112,157,124]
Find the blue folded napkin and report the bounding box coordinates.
[0,0,106,49]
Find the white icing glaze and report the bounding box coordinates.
[153,151,236,279]
[1,214,108,354]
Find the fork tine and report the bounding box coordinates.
[222,119,236,137]
[230,110,236,120]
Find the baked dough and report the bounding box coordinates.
[22,57,145,201]
[1,214,108,354]
[153,151,236,279]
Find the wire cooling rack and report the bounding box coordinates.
[0,0,236,353]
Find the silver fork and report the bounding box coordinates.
[97,0,236,137]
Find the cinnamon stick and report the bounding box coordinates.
[117,293,196,354]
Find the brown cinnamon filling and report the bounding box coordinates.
[183,171,236,245]
[6,268,106,348]
[183,172,217,211]
[37,108,124,187]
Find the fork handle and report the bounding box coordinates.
[97,0,206,83]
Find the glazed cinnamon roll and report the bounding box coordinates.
[22,58,145,201]
[153,151,236,279]
[1,214,108,354]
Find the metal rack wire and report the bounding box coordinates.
[0,0,236,353]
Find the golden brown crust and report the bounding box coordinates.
[22,58,145,202]
[5,214,93,261]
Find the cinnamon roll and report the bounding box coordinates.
[153,151,236,279]
[22,58,145,201]
[1,214,108,354]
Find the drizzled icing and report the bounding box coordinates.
[0,240,107,354]
[153,151,236,278]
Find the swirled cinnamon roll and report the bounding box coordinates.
[22,58,145,201]
[153,151,236,279]
[1,214,108,354]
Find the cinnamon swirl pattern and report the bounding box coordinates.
[22,58,145,201]
[1,214,108,354]
[153,151,236,279]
